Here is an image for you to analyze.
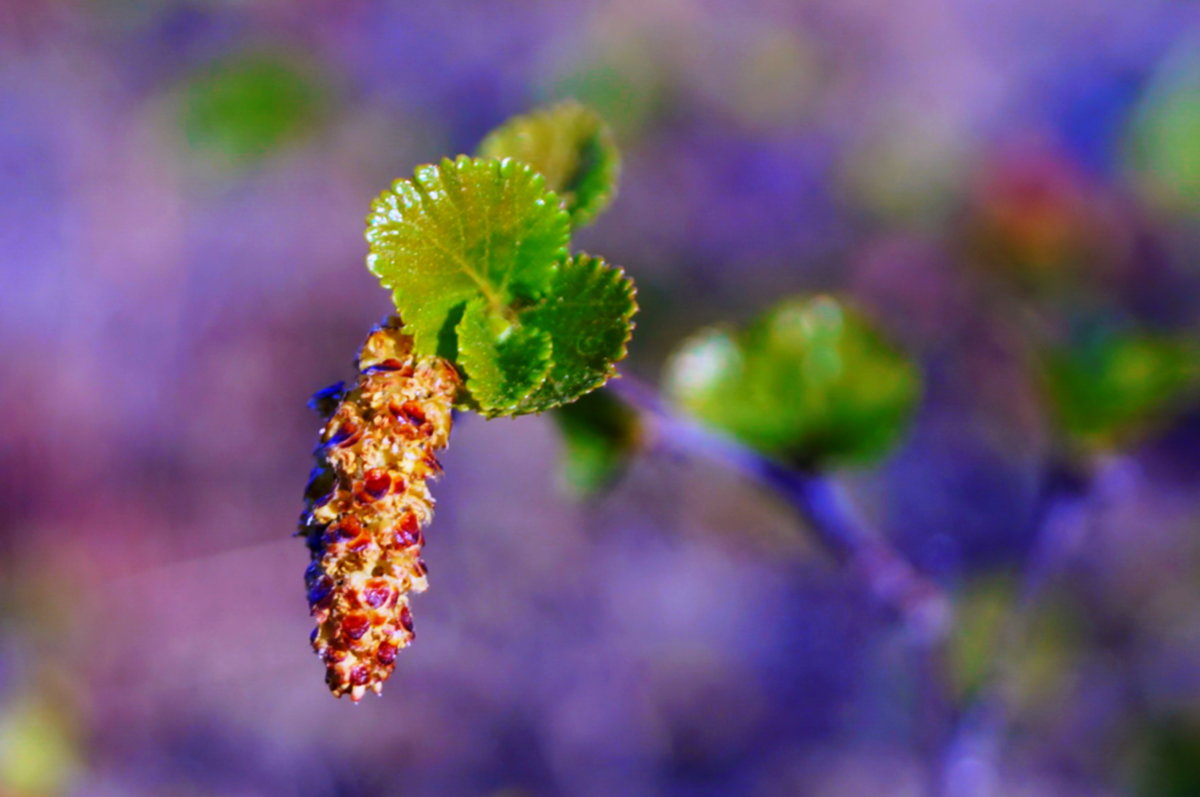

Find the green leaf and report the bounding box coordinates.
[478,101,620,228]
[1129,49,1200,215]
[456,298,554,416]
[180,50,328,168]
[516,253,637,413]
[1043,327,1199,448]
[365,153,635,417]
[552,388,641,495]
[665,295,920,468]
[366,156,571,357]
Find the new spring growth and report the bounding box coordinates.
[298,102,634,700]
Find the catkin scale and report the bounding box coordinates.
[299,318,458,701]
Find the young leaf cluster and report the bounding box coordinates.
[664,295,920,468]
[1042,326,1199,449]
[365,103,634,417]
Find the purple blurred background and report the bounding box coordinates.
[3,1,1200,795]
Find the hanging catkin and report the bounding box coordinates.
[299,318,458,701]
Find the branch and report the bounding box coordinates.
[937,455,1109,797]
[607,376,952,644]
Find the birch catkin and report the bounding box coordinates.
[300,318,458,701]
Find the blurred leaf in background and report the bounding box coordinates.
[178,48,331,168]
[552,387,641,496]
[1130,45,1200,217]
[665,295,920,469]
[1132,717,1200,797]
[0,696,81,796]
[1042,325,1199,450]
[547,44,669,139]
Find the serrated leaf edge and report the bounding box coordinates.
[514,252,638,415]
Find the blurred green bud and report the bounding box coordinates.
[1042,327,1199,449]
[664,295,921,469]
[552,388,642,496]
[179,49,329,167]
[1129,46,1200,217]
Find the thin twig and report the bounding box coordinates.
[608,376,953,644]
[938,455,1109,797]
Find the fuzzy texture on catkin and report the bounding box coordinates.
[299,318,458,701]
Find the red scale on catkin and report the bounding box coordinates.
[299,317,458,701]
